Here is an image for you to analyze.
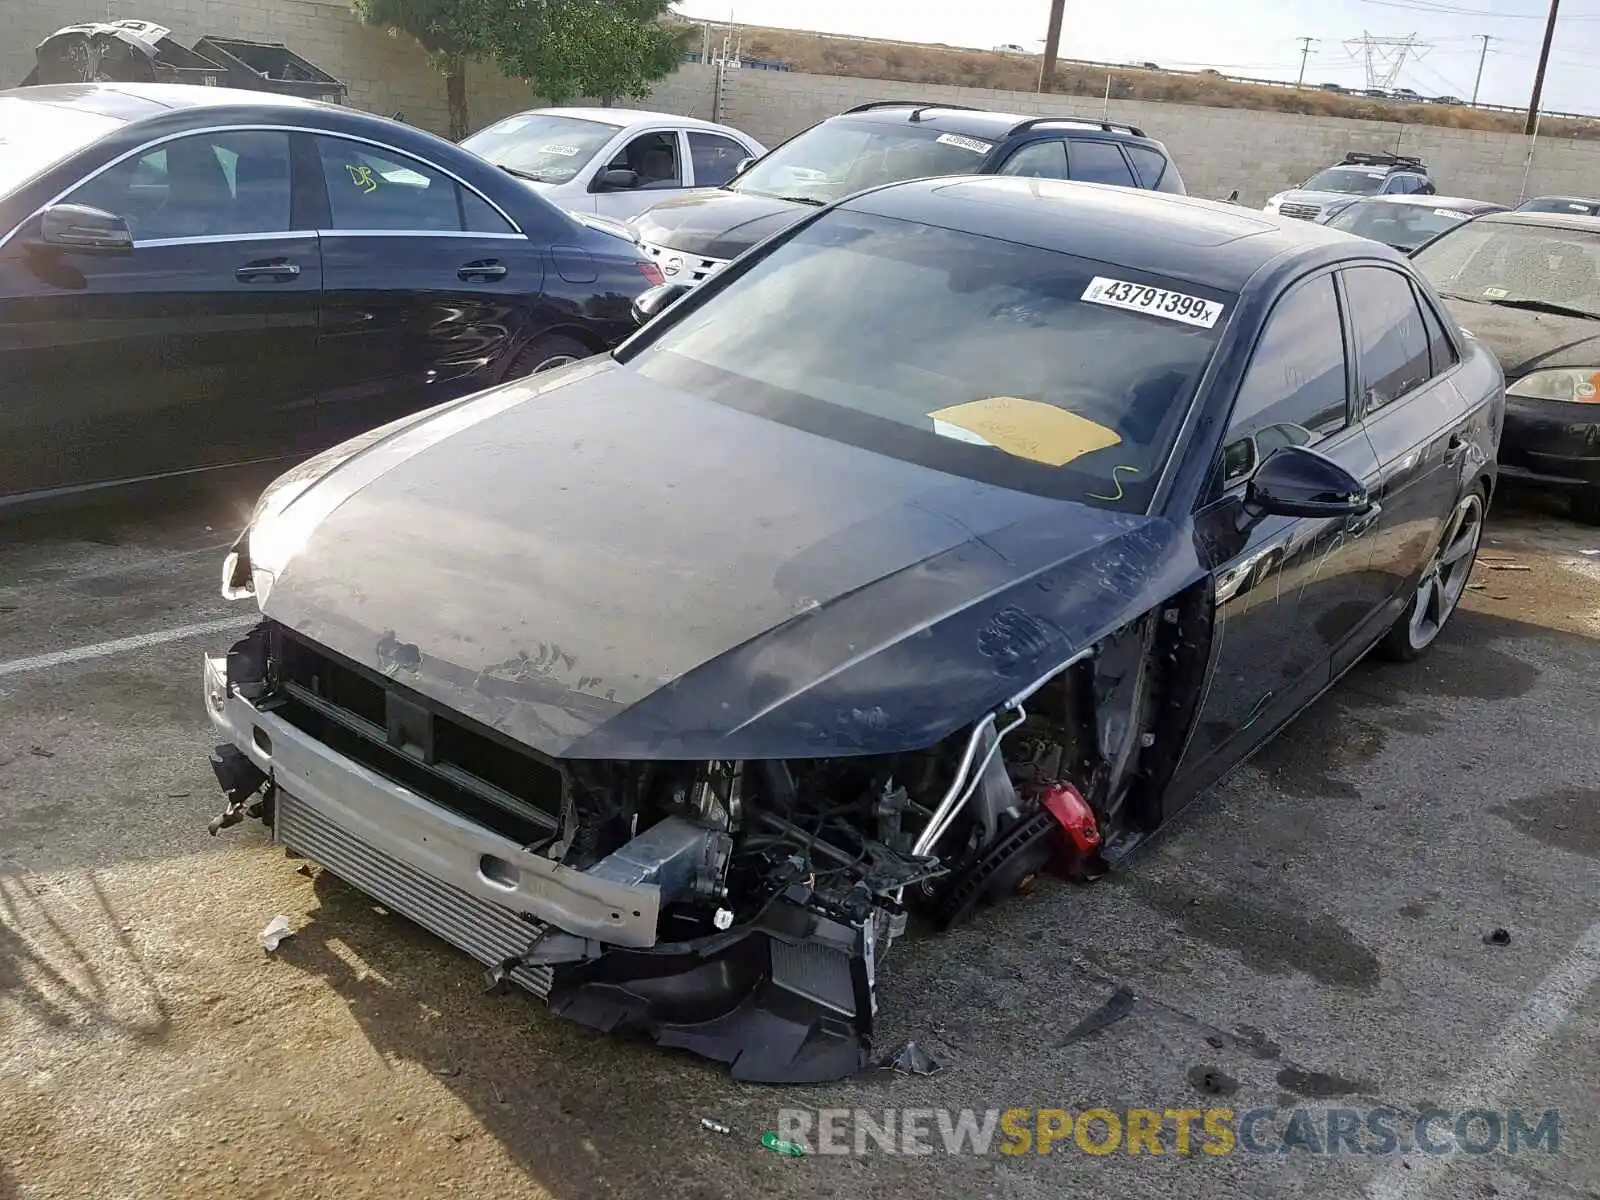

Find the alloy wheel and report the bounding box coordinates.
[1406,491,1484,652]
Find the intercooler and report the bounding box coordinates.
[274,787,554,998]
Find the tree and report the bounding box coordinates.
[486,0,688,106]
[352,0,493,139]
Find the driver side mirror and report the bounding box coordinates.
[734,155,759,176]
[594,168,640,193]
[632,281,692,326]
[36,203,133,255]
[1246,445,1372,519]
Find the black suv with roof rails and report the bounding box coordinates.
[625,99,1186,285]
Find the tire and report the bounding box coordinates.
[1376,486,1486,662]
[1570,488,1600,527]
[502,333,593,380]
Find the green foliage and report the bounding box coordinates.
[485,0,689,104]
[351,0,493,61]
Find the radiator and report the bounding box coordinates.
[275,788,554,998]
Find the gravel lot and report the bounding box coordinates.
[1,481,1596,1200]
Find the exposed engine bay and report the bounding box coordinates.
[206,591,1206,1083]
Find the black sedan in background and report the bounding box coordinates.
[206,178,1501,1081]
[1322,194,1508,253]
[1412,209,1600,523]
[1517,195,1600,217]
[0,83,664,507]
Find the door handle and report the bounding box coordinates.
[458,259,507,282]
[235,259,300,282]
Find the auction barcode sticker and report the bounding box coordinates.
[1081,276,1226,328]
[936,133,994,155]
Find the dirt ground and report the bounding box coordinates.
[1,484,1597,1200]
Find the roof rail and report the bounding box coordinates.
[1006,116,1148,138]
[840,99,983,121]
[1341,150,1425,169]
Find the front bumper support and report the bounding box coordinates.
[205,647,878,1082]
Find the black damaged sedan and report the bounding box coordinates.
[1411,208,1600,523]
[205,178,1503,1083]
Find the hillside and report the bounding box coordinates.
[688,21,1599,142]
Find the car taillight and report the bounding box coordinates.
[637,261,664,287]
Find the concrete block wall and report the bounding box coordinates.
[717,69,1599,208]
[4,0,1595,206]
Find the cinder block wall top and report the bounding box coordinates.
[5,0,1592,207]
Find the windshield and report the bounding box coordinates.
[731,120,999,205]
[1519,197,1600,216]
[1414,220,1600,319]
[458,113,617,184]
[628,210,1230,511]
[0,97,123,195]
[1326,200,1474,251]
[1300,166,1388,195]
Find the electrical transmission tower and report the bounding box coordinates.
[1344,31,1432,90]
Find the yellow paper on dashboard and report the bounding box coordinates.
[928,396,1122,467]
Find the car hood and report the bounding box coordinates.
[628,188,809,260]
[1275,189,1369,212]
[1440,298,1600,378]
[252,360,1197,760]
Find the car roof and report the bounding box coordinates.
[841,175,1369,292]
[2,81,331,122]
[1475,209,1600,234]
[1353,195,1503,210]
[832,105,1161,146]
[525,105,737,131]
[1521,195,1600,206]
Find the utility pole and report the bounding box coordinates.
[1039,0,1066,93]
[1525,0,1559,134]
[1470,34,1492,105]
[1296,37,1316,88]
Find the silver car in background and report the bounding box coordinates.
[460,106,766,221]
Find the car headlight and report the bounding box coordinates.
[218,406,442,604]
[1507,368,1600,403]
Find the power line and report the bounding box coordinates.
[1360,0,1600,18]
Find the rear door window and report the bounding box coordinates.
[1342,266,1433,411]
[315,137,461,231]
[996,140,1069,179]
[687,131,749,187]
[1068,140,1138,188]
[1412,281,1460,375]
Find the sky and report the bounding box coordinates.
[672,0,1600,116]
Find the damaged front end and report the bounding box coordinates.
[204,604,1190,1082]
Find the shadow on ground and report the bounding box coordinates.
[0,869,172,1046]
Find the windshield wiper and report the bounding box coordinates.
[497,164,549,183]
[1482,296,1600,320]
[772,194,826,206]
